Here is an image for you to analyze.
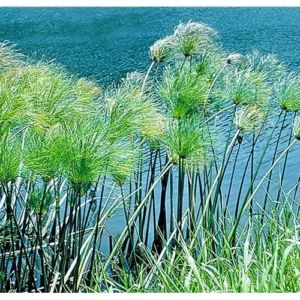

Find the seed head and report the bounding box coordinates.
[234,106,266,133]
[275,72,300,112]
[174,21,217,57]
[149,35,175,63]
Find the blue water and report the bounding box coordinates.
[1,7,300,248]
[1,7,300,85]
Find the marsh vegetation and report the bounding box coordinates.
[1,21,300,292]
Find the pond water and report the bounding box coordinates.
[1,7,300,85]
[1,7,300,251]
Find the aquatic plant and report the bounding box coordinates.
[173,21,217,57]
[274,72,300,112]
[226,68,271,108]
[149,35,176,63]
[1,21,300,293]
[234,105,266,133]
[158,66,210,119]
[0,41,23,71]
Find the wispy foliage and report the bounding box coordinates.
[163,117,211,169]
[0,41,23,72]
[234,106,266,133]
[226,69,271,108]
[149,35,176,63]
[274,72,300,112]
[1,20,300,293]
[158,66,210,119]
[0,133,22,183]
[173,21,218,57]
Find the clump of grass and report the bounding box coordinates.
[0,41,23,71]
[87,203,300,293]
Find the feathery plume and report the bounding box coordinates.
[234,106,266,133]
[174,21,217,57]
[150,35,176,63]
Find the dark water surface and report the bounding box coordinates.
[1,7,300,85]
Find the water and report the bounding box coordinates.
[1,7,300,251]
[1,7,300,86]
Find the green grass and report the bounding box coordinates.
[85,203,300,293]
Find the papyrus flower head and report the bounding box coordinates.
[174,21,217,57]
[226,70,271,108]
[163,117,210,170]
[234,106,266,133]
[149,35,176,63]
[275,72,300,112]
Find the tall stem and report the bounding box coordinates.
[177,157,185,232]
[103,161,173,271]
[153,154,170,252]
[141,61,155,92]
[261,110,285,218]
[229,139,298,243]
[275,112,296,206]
